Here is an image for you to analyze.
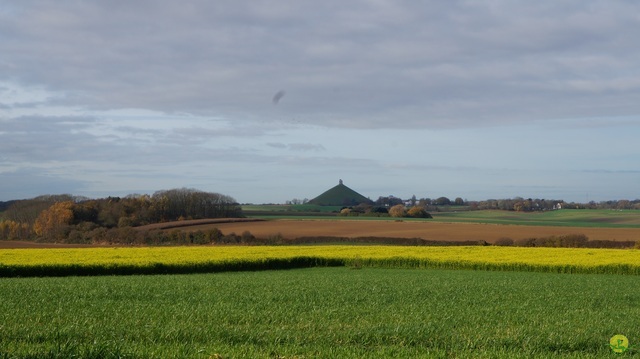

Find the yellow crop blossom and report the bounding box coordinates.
[1,246,639,275]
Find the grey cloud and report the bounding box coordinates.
[6,101,45,109]
[287,143,325,152]
[579,169,640,174]
[171,125,271,142]
[2,1,639,129]
[1,115,97,131]
[266,142,325,151]
[0,116,113,163]
[278,155,377,169]
[112,126,163,135]
[0,114,330,172]
[267,142,287,149]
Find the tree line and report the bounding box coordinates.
[468,198,640,211]
[375,195,640,212]
[0,188,242,242]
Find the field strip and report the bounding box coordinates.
[182,219,640,243]
[1,245,640,276]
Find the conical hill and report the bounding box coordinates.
[308,180,372,206]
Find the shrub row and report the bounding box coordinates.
[285,236,486,246]
[20,226,251,246]
[494,234,636,249]
[0,256,344,277]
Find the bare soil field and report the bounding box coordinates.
[183,219,640,243]
[1,219,636,249]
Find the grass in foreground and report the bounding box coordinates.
[2,245,640,277]
[0,268,637,358]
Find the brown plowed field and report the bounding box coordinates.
[1,220,636,249]
[183,219,640,243]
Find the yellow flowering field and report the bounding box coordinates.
[1,245,639,276]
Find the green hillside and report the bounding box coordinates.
[308,180,372,206]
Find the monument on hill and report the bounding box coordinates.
[308,180,372,206]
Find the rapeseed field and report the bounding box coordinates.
[1,246,639,276]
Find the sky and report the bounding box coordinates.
[1,1,639,204]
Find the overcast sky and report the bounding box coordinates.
[1,1,639,203]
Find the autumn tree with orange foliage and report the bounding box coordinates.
[0,220,31,240]
[389,204,407,218]
[33,201,75,240]
[1,188,241,243]
[407,206,432,218]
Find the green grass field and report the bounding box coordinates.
[243,206,640,228]
[433,209,640,228]
[242,204,342,213]
[0,268,637,358]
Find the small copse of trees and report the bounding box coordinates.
[0,188,242,242]
[339,204,431,219]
